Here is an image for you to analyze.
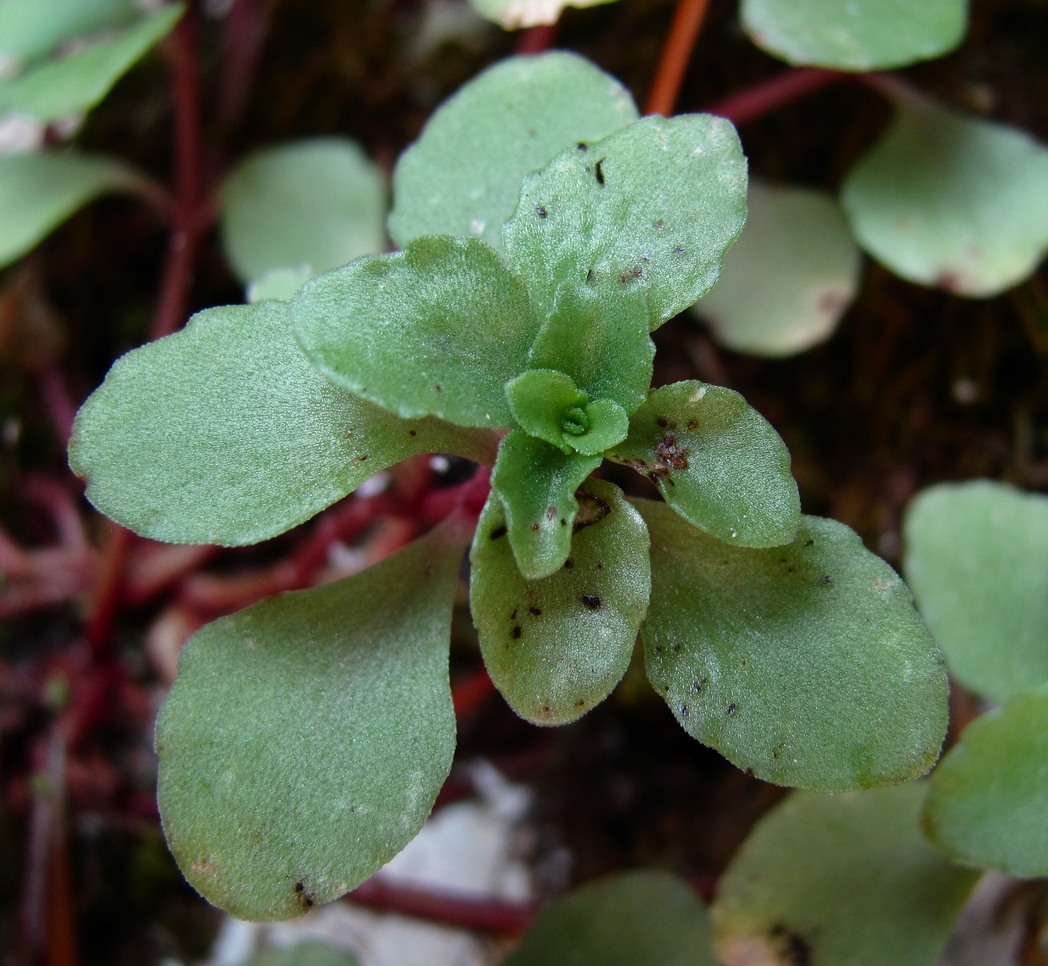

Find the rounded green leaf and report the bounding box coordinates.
[741,0,967,70]
[636,500,948,790]
[0,5,184,123]
[156,523,464,920]
[505,870,717,966]
[389,52,637,252]
[291,236,540,428]
[468,0,620,30]
[694,182,861,357]
[0,151,145,268]
[841,94,1048,297]
[218,138,386,288]
[0,0,138,62]
[713,784,979,966]
[69,300,494,546]
[503,114,748,330]
[903,480,1048,702]
[923,683,1048,878]
[471,479,650,725]
[610,382,799,548]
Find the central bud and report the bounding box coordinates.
[561,405,590,436]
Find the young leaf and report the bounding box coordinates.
[490,430,601,580]
[389,52,637,253]
[155,522,465,920]
[693,181,861,357]
[840,93,1048,296]
[503,114,748,330]
[636,500,948,790]
[923,683,1048,878]
[468,0,620,31]
[69,300,494,546]
[0,5,184,123]
[713,785,979,966]
[741,0,967,70]
[0,151,145,268]
[609,382,800,549]
[471,479,650,725]
[505,870,717,966]
[218,138,386,289]
[903,481,1048,702]
[291,235,540,428]
[0,0,138,62]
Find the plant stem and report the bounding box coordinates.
[645,0,709,116]
[705,67,845,125]
[516,23,558,54]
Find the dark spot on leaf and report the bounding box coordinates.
[409,430,417,436]
[770,925,813,966]
[653,218,665,230]
[657,417,668,427]
[511,625,522,640]
[563,558,575,569]
[619,265,643,284]
[560,518,567,526]
[546,506,558,520]
[693,677,708,693]
[581,594,602,610]
[654,644,663,654]
[671,641,682,654]
[726,702,737,715]
[596,561,603,570]
[679,704,688,717]
[509,608,517,620]
[535,204,548,218]
[357,454,370,461]
[434,384,442,392]
[745,768,755,777]
[529,607,542,617]
[573,488,611,532]
[586,268,596,283]
[822,574,833,586]
[687,420,697,430]
[575,698,586,708]
[490,525,507,541]
[804,538,815,548]
[653,432,689,474]
[530,523,540,531]
[577,142,588,152]
[673,245,685,255]
[294,882,316,909]
[595,158,606,184]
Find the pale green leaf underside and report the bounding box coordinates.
[0,5,183,123]
[924,683,1048,878]
[505,870,717,966]
[218,138,386,287]
[247,940,359,966]
[156,523,464,920]
[471,479,650,725]
[713,784,979,966]
[389,51,637,253]
[841,94,1048,296]
[468,0,619,30]
[694,181,861,357]
[741,0,967,70]
[292,235,539,428]
[637,500,948,790]
[490,430,601,580]
[610,381,799,548]
[69,300,494,546]
[903,480,1048,702]
[503,114,748,330]
[0,151,144,268]
[0,0,138,61]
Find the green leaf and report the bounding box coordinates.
[505,870,717,966]
[69,300,494,546]
[903,481,1048,702]
[389,52,637,253]
[471,479,650,725]
[292,235,540,428]
[0,151,144,268]
[693,181,861,357]
[247,940,359,966]
[490,430,602,580]
[0,0,138,62]
[923,683,1048,878]
[218,138,386,288]
[610,382,799,549]
[636,500,948,790]
[840,93,1048,296]
[156,522,464,920]
[246,265,313,303]
[713,784,979,966]
[740,0,968,70]
[503,114,747,330]
[468,0,620,30]
[0,5,184,123]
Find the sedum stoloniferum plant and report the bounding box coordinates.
[68,53,948,920]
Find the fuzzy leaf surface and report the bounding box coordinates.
[713,785,979,966]
[924,683,1048,878]
[0,151,144,268]
[490,430,601,580]
[218,138,386,288]
[503,114,747,330]
[389,52,636,252]
[741,0,967,70]
[471,479,650,725]
[610,382,799,548]
[155,523,464,920]
[637,500,948,790]
[69,300,493,546]
[0,0,138,61]
[694,182,860,356]
[841,94,1048,296]
[468,0,619,30]
[505,870,716,966]
[903,480,1048,702]
[292,236,539,428]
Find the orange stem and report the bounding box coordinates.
[645,0,710,116]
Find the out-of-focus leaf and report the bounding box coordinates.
[0,0,137,62]
[468,0,619,30]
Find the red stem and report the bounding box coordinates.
[645,0,710,116]
[516,23,558,54]
[705,67,845,125]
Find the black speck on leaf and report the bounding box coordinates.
[564,558,575,569]
[581,594,601,610]
[679,704,689,717]
[595,159,606,184]
[529,606,542,617]
[577,142,588,152]
[535,204,548,218]
[511,625,522,640]
[726,702,737,715]
[294,882,316,909]
[822,574,833,586]
[490,525,507,541]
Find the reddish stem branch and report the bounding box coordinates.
[516,23,558,55]
[645,0,709,116]
[705,67,845,125]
